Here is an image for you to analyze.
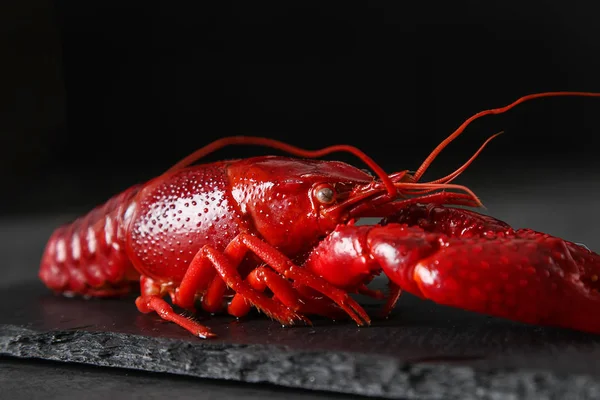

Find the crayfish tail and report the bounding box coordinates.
[39,185,142,298]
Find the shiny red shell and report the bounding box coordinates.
[125,156,374,284]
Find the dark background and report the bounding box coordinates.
[3,1,600,217]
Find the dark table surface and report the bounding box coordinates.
[2,170,600,400]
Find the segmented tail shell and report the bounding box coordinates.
[39,185,142,297]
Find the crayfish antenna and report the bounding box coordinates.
[393,182,484,209]
[422,131,503,186]
[393,131,501,210]
[164,136,398,197]
[412,91,600,182]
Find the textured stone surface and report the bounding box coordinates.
[3,281,600,399]
[0,358,367,400]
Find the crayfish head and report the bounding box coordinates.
[228,156,376,257]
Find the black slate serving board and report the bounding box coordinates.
[2,280,600,399]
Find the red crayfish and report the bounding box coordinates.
[39,92,600,338]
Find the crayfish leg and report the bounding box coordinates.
[231,233,371,326]
[174,237,310,326]
[202,276,228,313]
[357,284,386,300]
[228,265,303,317]
[135,277,215,338]
[135,294,216,338]
[227,266,354,321]
[379,282,402,319]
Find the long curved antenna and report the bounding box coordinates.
[412,91,600,182]
[423,131,503,185]
[164,136,398,197]
[394,182,483,207]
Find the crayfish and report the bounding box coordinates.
[39,92,600,338]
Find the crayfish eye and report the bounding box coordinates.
[314,184,336,205]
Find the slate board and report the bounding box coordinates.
[2,280,600,399]
[2,183,600,400]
